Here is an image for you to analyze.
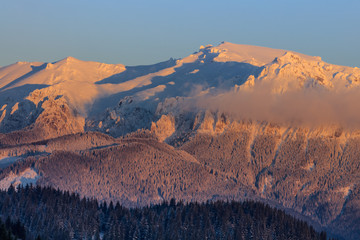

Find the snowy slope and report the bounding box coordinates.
[0,168,38,190]
[1,42,360,140]
[86,43,360,138]
[0,57,125,115]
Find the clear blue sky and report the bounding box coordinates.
[1,0,359,67]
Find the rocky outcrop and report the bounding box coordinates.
[151,114,175,142]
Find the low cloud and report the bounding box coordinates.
[194,85,360,128]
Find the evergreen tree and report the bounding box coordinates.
[0,185,337,240]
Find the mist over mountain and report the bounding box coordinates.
[195,86,360,128]
[1,42,360,138]
[1,42,360,239]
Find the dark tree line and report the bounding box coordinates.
[0,217,28,240]
[0,185,336,240]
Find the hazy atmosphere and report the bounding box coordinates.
[1,0,359,67]
[1,1,360,240]
[196,86,360,128]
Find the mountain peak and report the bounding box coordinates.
[208,42,320,67]
[64,56,77,61]
[273,51,303,64]
[51,56,84,66]
[273,51,322,65]
[199,44,213,50]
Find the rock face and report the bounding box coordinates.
[151,114,175,142]
[0,95,84,146]
[1,42,360,239]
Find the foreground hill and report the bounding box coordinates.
[0,185,333,240]
[0,127,358,239]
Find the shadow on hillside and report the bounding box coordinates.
[89,58,263,115]
[0,63,48,91]
[96,59,177,85]
[0,84,49,102]
[0,84,50,132]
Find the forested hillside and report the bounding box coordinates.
[0,185,335,240]
[0,217,27,240]
[1,128,359,239]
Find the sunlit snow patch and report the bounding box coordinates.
[0,168,39,190]
[302,162,315,171]
[338,186,352,199]
[189,69,199,74]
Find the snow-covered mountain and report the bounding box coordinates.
[1,42,360,239]
[1,42,359,141]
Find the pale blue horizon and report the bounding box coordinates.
[1,0,359,67]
